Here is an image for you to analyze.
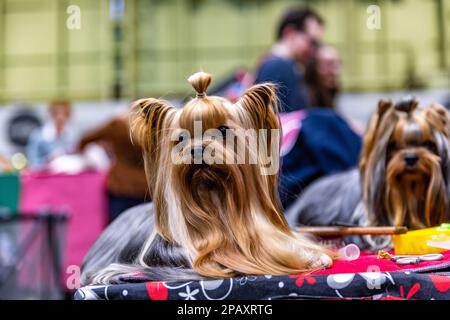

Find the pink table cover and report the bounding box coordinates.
[19,170,108,289]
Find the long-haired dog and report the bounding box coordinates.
[82,72,333,285]
[286,98,450,247]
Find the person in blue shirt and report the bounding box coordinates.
[253,8,362,211]
[27,100,78,169]
[254,7,324,112]
[279,109,362,209]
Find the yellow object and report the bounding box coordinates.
[392,225,450,255]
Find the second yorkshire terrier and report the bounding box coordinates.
[286,98,450,238]
[82,72,333,285]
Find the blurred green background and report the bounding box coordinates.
[0,0,449,103]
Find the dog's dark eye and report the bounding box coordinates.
[424,140,437,152]
[177,133,186,144]
[218,126,229,137]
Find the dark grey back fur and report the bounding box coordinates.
[81,203,201,285]
[285,168,365,227]
[285,168,392,250]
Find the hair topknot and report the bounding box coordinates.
[188,71,212,98]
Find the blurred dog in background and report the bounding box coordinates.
[286,98,450,247]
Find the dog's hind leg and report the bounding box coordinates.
[81,203,154,284]
[80,203,202,285]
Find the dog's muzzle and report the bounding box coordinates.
[404,153,419,167]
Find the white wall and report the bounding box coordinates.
[0,89,449,158]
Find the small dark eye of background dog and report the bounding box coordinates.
[387,142,398,157]
[423,140,437,153]
[218,125,229,138]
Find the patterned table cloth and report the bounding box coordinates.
[75,272,450,300]
[75,251,450,300]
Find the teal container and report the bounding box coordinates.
[0,172,20,215]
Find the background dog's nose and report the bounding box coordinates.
[404,154,418,166]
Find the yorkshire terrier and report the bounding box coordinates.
[286,98,450,247]
[81,72,333,285]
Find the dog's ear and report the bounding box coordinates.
[424,103,450,135]
[377,99,393,117]
[367,99,393,140]
[236,83,279,130]
[360,99,393,172]
[130,98,176,155]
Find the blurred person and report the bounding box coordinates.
[253,12,361,209]
[78,112,148,223]
[279,108,362,210]
[305,45,341,108]
[27,100,77,169]
[254,7,324,111]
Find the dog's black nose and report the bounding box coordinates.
[191,146,205,157]
[404,154,418,166]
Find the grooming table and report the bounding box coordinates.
[75,250,450,300]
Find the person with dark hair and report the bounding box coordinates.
[305,45,342,108]
[254,10,361,209]
[254,7,324,112]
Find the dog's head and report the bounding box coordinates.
[360,97,450,228]
[130,71,332,278]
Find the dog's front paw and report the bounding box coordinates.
[310,253,333,269]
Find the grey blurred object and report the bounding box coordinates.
[0,213,67,300]
[284,168,363,228]
[6,106,42,150]
[285,168,390,250]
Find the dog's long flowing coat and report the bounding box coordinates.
[82,72,333,285]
